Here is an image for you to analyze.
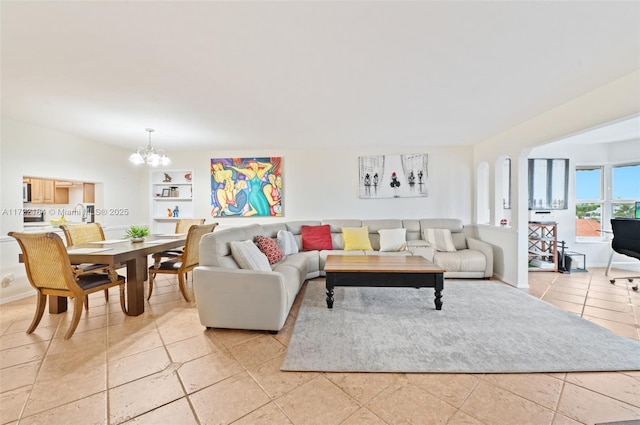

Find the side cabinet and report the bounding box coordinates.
[528,222,558,272]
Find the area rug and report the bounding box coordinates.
[281,280,640,373]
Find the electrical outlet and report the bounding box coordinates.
[1,273,15,288]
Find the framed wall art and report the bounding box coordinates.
[358,153,428,199]
[210,157,282,217]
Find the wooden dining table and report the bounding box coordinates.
[61,235,187,316]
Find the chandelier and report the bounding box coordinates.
[128,128,171,166]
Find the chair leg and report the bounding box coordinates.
[104,288,109,301]
[147,271,155,301]
[64,296,84,339]
[178,272,191,302]
[26,292,47,334]
[84,295,89,311]
[119,284,128,314]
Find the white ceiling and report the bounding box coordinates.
[2,1,639,152]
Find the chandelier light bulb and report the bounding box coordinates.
[129,128,171,167]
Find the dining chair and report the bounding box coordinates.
[60,223,114,309]
[148,223,216,302]
[609,218,640,291]
[9,231,127,339]
[151,218,208,267]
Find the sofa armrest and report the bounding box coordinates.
[466,237,494,278]
[193,266,291,331]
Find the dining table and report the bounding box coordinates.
[61,234,188,316]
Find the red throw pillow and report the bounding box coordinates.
[255,236,284,265]
[301,224,333,251]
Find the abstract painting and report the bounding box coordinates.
[358,154,428,199]
[211,157,282,217]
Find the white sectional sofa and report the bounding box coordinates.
[193,218,493,332]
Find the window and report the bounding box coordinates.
[612,163,640,218]
[502,158,511,209]
[575,166,603,237]
[528,159,568,210]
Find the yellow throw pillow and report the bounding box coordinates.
[342,226,373,251]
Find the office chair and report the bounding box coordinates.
[609,218,640,291]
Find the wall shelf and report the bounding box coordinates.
[150,169,194,233]
[528,222,558,272]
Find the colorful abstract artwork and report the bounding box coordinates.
[358,154,428,199]
[210,157,282,217]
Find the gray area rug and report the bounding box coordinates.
[281,280,640,373]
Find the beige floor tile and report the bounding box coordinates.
[482,373,564,409]
[23,364,106,417]
[341,407,388,425]
[165,332,225,364]
[460,380,554,425]
[207,328,263,348]
[0,360,39,393]
[0,385,31,424]
[406,373,480,408]
[586,291,631,304]
[582,315,639,340]
[108,345,171,388]
[247,354,318,399]
[189,371,270,425]
[557,382,640,424]
[276,375,360,425]
[231,402,294,425]
[325,372,396,404]
[551,413,584,425]
[107,326,164,362]
[109,366,185,424]
[121,397,198,425]
[177,349,244,394]
[367,382,457,425]
[228,334,286,368]
[0,341,49,369]
[447,410,485,425]
[543,299,584,315]
[585,297,634,313]
[0,326,56,350]
[543,290,587,305]
[18,392,106,425]
[565,372,640,408]
[583,305,636,325]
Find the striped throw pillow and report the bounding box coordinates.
[423,228,457,252]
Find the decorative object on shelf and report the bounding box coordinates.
[359,154,428,199]
[167,208,173,217]
[161,188,170,197]
[170,186,179,197]
[500,218,508,227]
[172,206,179,217]
[163,173,172,182]
[125,225,150,243]
[128,128,171,167]
[184,173,192,182]
[210,157,283,217]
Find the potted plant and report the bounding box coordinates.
[125,225,151,242]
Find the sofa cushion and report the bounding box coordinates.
[301,224,333,251]
[342,226,373,251]
[255,236,284,265]
[277,230,299,255]
[423,228,456,252]
[433,249,486,272]
[378,228,407,252]
[230,240,271,271]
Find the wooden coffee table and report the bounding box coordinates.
[324,255,445,310]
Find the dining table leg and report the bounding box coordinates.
[48,295,67,313]
[125,255,148,316]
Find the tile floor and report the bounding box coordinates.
[1,267,639,425]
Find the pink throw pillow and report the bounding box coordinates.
[255,236,284,265]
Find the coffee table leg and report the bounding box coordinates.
[434,288,443,310]
[326,286,334,308]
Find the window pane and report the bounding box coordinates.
[575,167,602,200]
[576,203,602,236]
[612,163,640,199]
[503,158,511,209]
[612,202,636,218]
[531,160,547,208]
[550,159,566,208]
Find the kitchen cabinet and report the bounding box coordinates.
[30,178,55,204]
[528,222,558,272]
[150,169,194,233]
[83,183,95,203]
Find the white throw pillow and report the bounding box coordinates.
[277,230,299,255]
[423,228,457,252]
[230,240,271,271]
[378,228,407,252]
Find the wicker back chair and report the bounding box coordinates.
[152,219,212,267]
[175,218,206,234]
[60,223,113,309]
[148,223,216,302]
[9,231,126,339]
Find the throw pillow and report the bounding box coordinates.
[342,226,373,251]
[423,228,457,252]
[255,236,284,265]
[300,224,333,251]
[230,240,271,271]
[277,229,299,255]
[378,228,407,252]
